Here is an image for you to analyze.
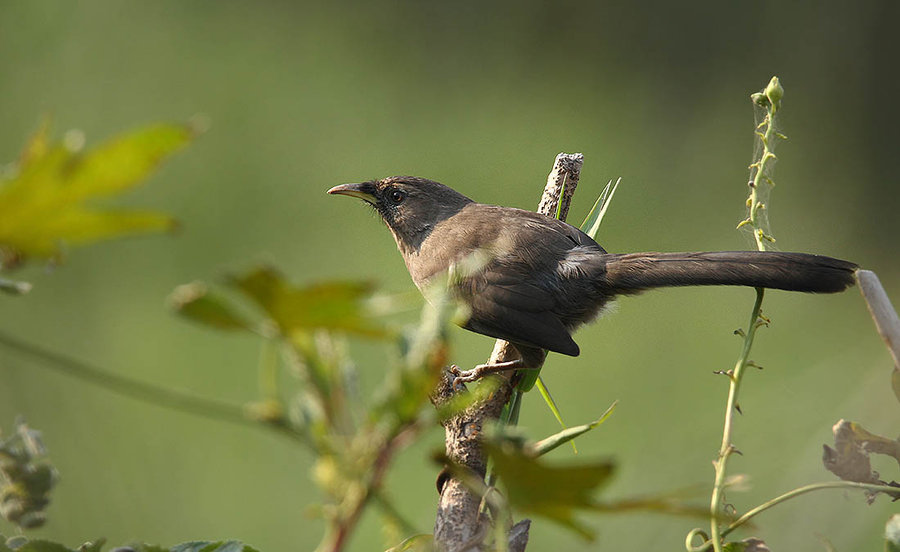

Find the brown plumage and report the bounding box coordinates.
[329,176,857,371]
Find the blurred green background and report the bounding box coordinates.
[1,1,898,550]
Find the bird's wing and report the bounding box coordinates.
[459,264,581,357]
[418,204,603,357]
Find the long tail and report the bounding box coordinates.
[603,251,858,294]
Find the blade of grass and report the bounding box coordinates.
[534,376,576,452]
[532,401,618,456]
[580,177,621,240]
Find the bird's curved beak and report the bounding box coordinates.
[327,182,376,204]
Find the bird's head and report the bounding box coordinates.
[328,176,473,253]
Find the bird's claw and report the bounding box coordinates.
[448,359,525,389]
[448,364,475,390]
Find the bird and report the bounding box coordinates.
[328,176,857,385]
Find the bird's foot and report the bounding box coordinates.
[449,359,524,388]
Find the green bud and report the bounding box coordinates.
[750,92,768,107]
[765,76,784,107]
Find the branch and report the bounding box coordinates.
[0,329,306,443]
[320,423,421,552]
[431,153,583,552]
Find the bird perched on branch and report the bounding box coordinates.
[328,176,857,384]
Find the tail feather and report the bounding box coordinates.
[604,251,857,294]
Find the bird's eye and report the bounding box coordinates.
[388,189,406,204]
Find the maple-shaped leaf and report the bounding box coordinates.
[0,121,196,266]
[168,281,254,331]
[228,265,391,339]
[483,438,615,540]
[480,433,711,540]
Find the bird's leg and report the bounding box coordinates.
[450,359,525,385]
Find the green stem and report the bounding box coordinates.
[257,331,280,399]
[721,481,898,539]
[555,172,568,221]
[748,94,778,251]
[708,79,784,551]
[0,329,306,443]
[709,288,765,551]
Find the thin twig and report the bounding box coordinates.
[323,423,421,552]
[708,288,764,549]
[0,329,306,443]
[719,481,900,538]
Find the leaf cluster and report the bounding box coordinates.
[169,265,454,550]
[0,536,257,552]
[0,420,57,530]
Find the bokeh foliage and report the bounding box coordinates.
[0,2,897,551]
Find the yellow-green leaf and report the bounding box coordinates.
[384,534,433,552]
[168,281,253,331]
[228,266,390,339]
[65,124,193,199]
[0,122,195,262]
[484,438,615,540]
[531,401,617,457]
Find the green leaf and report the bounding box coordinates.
[534,377,576,452]
[76,540,105,552]
[170,542,257,552]
[63,124,193,199]
[384,534,433,552]
[228,266,390,339]
[14,541,79,552]
[532,401,617,457]
[432,377,501,422]
[0,536,17,552]
[514,366,540,392]
[0,122,195,262]
[483,438,615,540]
[579,177,621,240]
[168,282,253,331]
[17,117,51,167]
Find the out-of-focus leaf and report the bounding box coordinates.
[887,514,900,552]
[432,376,501,421]
[531,401,617,457]
[168,282,253,331]
[64,125,192,198]
[384,534,433,552]
[373,290,452,426]
[18,118,51,167]
[0,123,195,262]
[229,266,390,339]
[75,540,105,552]
[0,421,57,530]
[13,541,77,552]
[0,277,31,295]
[170,542,258,552]
[723,538,769,552]
[483,438,615,540]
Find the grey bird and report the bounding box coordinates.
[328,176,857,383]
